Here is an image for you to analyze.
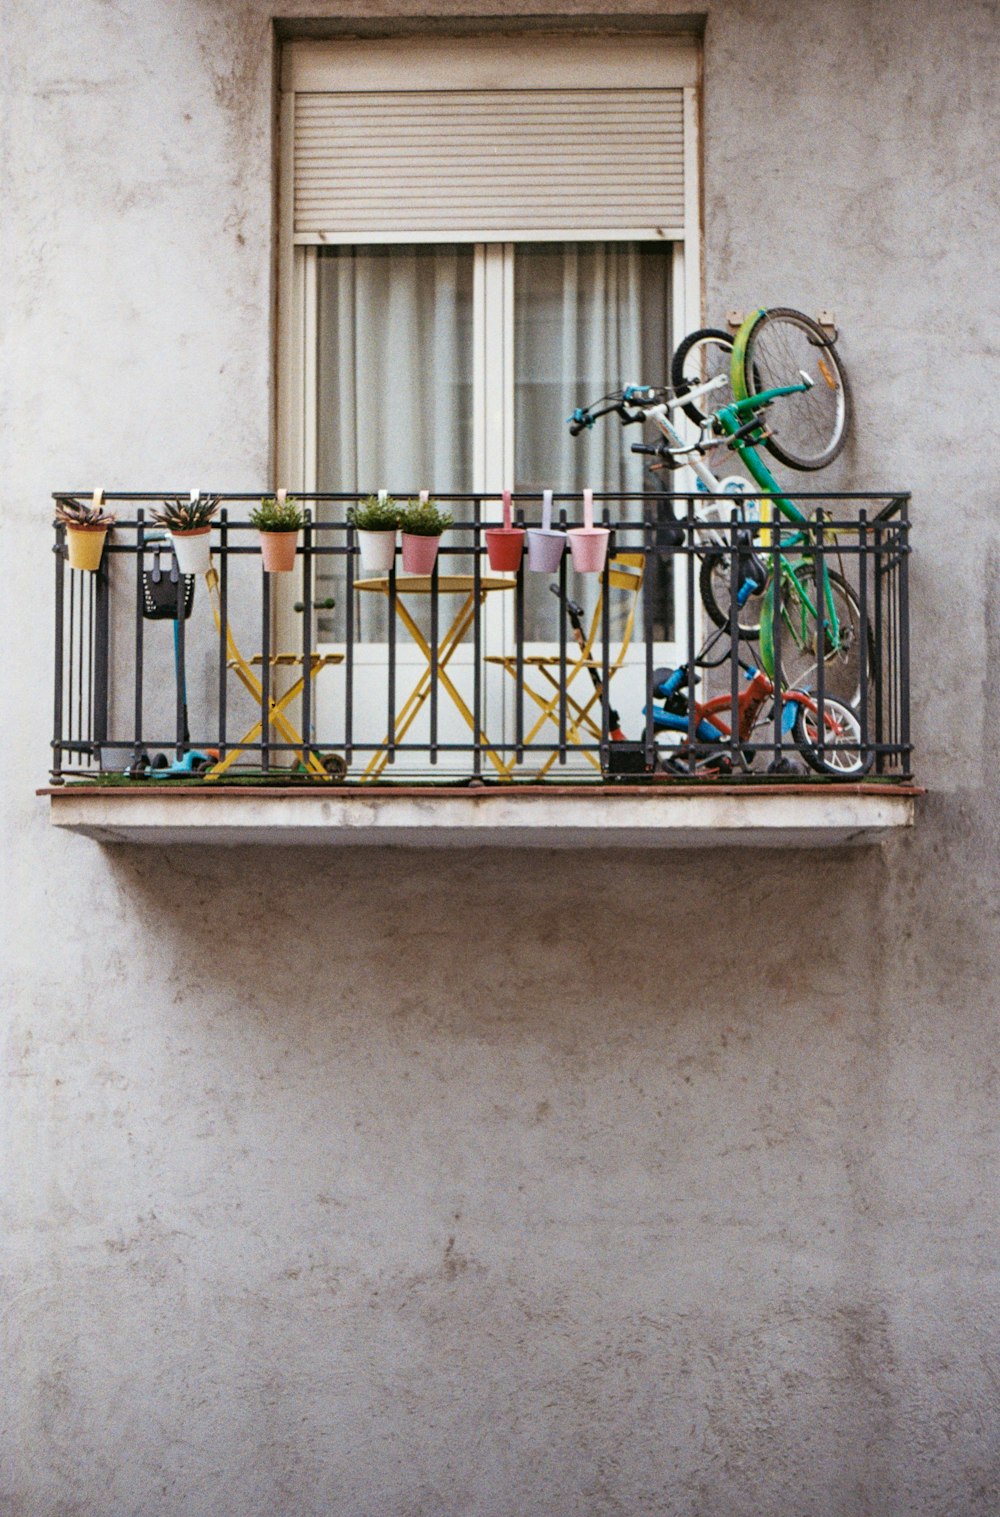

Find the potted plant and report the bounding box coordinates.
[152,492,220,576]
[250,489,304,572]
[485,490,525,572]
[55,491,116,572]
[347,492,400,573]
[400,493,452,574]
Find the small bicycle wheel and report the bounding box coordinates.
[792,696,871,777]
[670,328,737,426]
[762,565,873,707]
[320,752,348,778]
[699,550,770,640]
[734,308,852,471]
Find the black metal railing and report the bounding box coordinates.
[50,491,911,786]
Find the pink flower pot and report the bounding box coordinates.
[568,490,610,575]
[401,533,441,574]
[485,491,524,572]
[259,530,299,573]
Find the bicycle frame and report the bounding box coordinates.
[630,383,843,679]
[648,664,833,771]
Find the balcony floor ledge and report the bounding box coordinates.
[42,783,919,848]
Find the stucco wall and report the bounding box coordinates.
[3,2,999,1514]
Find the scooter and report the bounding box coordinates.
[125,541,219,778]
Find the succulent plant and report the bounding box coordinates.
[400,498,452,537]
[250,495,305,532]
[54,496,117,529]
[347,495,401,532]
[152,495,221,531]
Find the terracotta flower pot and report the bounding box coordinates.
[259,530,299,573]
[568,490,610,575]
[401,533,441,574]
[356,529,398,573]
[170,527,213,576]
[526,490,565,573]
[66,525,108,572]
[485,491,525,572]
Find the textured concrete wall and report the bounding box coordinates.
[3,2,1000,1514]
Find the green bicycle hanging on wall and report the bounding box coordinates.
[568,318,869,704]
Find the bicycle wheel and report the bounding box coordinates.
[734,308,852,471]
[761,565,873,707]
[699,550,770,640]
[793,696,871,777]
[670,328,736,426]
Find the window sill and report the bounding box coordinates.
[42,784,918,848]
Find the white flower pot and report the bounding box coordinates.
[170,528,213,576]
[356,529,397,573]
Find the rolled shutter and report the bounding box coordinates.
[293,88,685,240]
[284,37,698,245]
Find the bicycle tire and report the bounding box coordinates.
[670,328,737,427]
[699,550,770,640]
[792,696,872,777]
[760,565,873,707]
[733,308,852,471]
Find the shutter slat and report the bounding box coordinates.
[294,88,684,239]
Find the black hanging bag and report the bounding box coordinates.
[142,546,194,620]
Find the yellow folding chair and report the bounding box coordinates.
[486,551,645,778]
[201,567,345,780]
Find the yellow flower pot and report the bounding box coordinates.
[66,525,108,572]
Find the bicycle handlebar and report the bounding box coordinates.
[569,371,814,439]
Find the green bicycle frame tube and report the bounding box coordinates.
[713,384,842,679]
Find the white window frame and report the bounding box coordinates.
[274,36,703,742]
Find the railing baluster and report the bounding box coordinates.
[558,505,568,765]
[600,503,610,773]
[771,510,782,769]
[52,519,65,779]
[344,514,354,767]
[301,504,313,768]
[472,497,482,777]
[729,506,740,772]
[685,496,696,776]
[899,501,910,776]
[218,508,228,762]
[858,509,869,772]
[814,509,826,772]
[260,543,270,773]
[430,525,439,765]
[133,508,145,770]
[643,503,654,772]
[387,550,396,766]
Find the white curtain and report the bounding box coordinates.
[316,246,474,639]
[514,242,672,638]
[314,241,671,641]
[317,245,473,494]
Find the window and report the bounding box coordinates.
[277,34,701,748]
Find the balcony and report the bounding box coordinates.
[43,492,916,847]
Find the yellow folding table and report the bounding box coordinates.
[354,573,515,781]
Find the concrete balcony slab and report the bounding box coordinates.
[43,784,918,848]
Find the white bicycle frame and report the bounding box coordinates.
[621,374,757,548]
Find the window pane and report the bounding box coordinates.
[514,242,673,639]
[317,245,474,495]
[316,245,474,639]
